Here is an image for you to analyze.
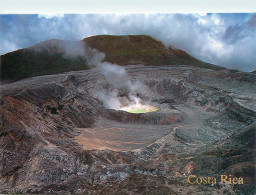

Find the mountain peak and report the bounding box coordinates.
[1,35,224,81]
[83,35,207,67]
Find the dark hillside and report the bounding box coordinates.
[1,35,224,81]
[83,35,221,70]
[0,39,88,81]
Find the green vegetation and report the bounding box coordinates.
[83,35,224,70]
[1,35,225,81]
[0,45,88,81]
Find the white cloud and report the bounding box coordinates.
[0,14,255,72]
[211,14,221,25]
[38,14,65,19]
[1,40,20,54]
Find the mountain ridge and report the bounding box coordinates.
[1,35,224,81]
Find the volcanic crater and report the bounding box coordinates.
[0,35,255,194]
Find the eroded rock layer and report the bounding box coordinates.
[0,65,255,194]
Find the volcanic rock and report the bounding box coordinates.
[0,63,255,194]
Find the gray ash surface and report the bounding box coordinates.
[0,65,255,194]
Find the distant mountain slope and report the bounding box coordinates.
[1,35,224,81]
[83,35,220,69]
[0,39,88,81]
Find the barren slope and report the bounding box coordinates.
[0,65,255,194]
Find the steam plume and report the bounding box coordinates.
[93,52,151,110]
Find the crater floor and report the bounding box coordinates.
[0,65,255,194]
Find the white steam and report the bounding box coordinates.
[31,40,86,57]
[98,62,131,89]
[96,91,121,110]
[94,57,151,110]
[62,41,85,57]
[84,46,105,66]
[98,62,150,94]
[30,37,151,110]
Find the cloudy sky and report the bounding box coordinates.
[1,13,256,72]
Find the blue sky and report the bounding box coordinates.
[1,14,256,72]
